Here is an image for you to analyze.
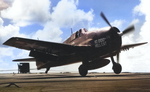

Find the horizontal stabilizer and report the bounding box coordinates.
[13,58,36,62]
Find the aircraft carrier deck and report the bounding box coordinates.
[0,73,150,92]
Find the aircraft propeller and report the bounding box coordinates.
[100,12,112,28]
[121,24,135,36]
[100,12,134,36]
[100,12,135,64]
[116,49,120,64]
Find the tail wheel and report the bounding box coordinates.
[112,63,122,74]
[78,64,88,77]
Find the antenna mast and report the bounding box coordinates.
[71,28,73,35]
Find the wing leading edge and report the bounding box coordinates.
[121,42,148,51]
[3,37,93,55]
[3,37,74,51]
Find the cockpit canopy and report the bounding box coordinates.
[75,28,88,38]
[63,28,88,44]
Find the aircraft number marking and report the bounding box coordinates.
[94,38,107,48]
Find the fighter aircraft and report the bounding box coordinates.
[3,12,147,76]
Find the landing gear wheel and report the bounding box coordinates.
[78,64,88,77]
[112,63,122,74]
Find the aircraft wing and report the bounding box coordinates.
[121,42,148,51]
[3,37,91,55]
[13,58,36,61]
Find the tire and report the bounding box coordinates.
[112,63,122,74]
[78,64,88,77]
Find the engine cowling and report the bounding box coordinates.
[87,58,110,70]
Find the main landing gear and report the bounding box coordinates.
[79,60,88,77]
[78,64,88,77]
[111,56,122,74]
[78,56,122,76]
[45,67,50,74]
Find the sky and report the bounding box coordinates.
[0,0,150,73]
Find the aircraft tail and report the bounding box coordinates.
[13,58,47,70]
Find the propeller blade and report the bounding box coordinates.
[116,53,119,63]
[100,12,112,27]
[122,25,135,35]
